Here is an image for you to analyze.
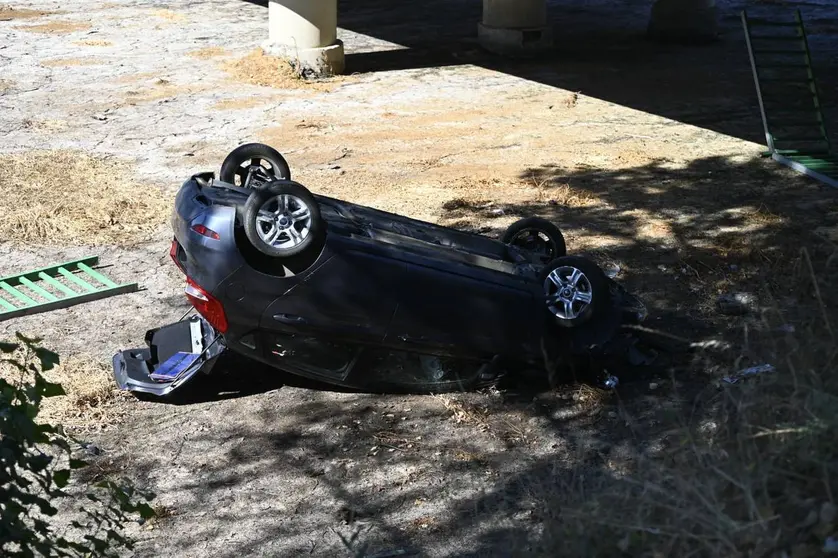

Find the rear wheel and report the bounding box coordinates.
[502,217,566,265]
[220,143,291,188]
[243,180,325,259]
[539,256,610,328]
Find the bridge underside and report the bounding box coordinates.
[265,0,718,76]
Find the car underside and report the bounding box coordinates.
[112,143,663,399]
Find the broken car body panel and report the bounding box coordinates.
[112,317,225,397]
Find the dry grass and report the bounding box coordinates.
[15,21,91,34]
[528,174,599,207]
[0,351,128,432]
[150,8,185,22]
[188,46,227,60]
[73,39,112,47]
[123,78,207,105]
[21,118,70,132]
[42,355,129,431]
[525,252,838,557]
[211,97,275,111]
[0,79,13,94]
[549,182,599,207]
[222,48,347,92]
[40,57,103,67]
[0,5,59,19]
[111,71,160,84]
[435,394,492,432]
[0,150,169,246]
[745,204,786,227]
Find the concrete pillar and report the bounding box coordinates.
[648,0,718,43]
[478,0,553,56]
[262,0,345,77]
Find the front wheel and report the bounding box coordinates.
[539,256,610,328]
[243,180,325,258]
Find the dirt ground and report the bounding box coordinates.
[2,0,838,556]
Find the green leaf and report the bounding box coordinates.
[70,458,88,469]
[0,341,18,353]
[54,469,71,488]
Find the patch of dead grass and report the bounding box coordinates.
[0,5,60,19]
[40,57,103,67]
[0,351,128,432]
[0,150,169,246]
[43,355,129,431]
[435,395,491,432]
[21,118,70,132]
[15,20,91,34]
[222,48,348,92]
[549,182,599,207]
[188,46,227,60]
[111,71,160,84]
[745,204,786,227]
[150,8,185,22]
[527,173,599,207]
[0,79,13,94]
[73,39,112,47]
[409,516,439,531]
[519,255,838,557]
[123,78,207,105]
[563,91,580,108]
[211,97,275,111]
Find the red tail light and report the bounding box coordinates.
[170,239,185,272]
[185,278,228,333]
[191,224,220,240]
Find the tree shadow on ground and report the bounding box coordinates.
[449,153,838,340]
[109,153,838,556]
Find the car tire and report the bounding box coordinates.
[220,143,291,188]
[502,217,567,265]
[243,180,325,258]
[539,255,610,328]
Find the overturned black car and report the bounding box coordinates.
[113,143,659,398]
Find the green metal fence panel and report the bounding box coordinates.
[0,257,139,322]
[742,8,837,188]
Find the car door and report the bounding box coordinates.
[261,244,401,345]
[387,257,538,357]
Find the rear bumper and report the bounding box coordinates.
[111,317,226,397]
[171,176,244,293]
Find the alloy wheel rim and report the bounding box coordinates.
[255,194,311,249]
[543,265,593,320]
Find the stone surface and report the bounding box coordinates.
[478,23,553,57]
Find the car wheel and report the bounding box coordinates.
[243,180,325,258]
[220,143,291,189]
[502,217,567,265]
[539,256,610,328]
